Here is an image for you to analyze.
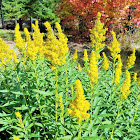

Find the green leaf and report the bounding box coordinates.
[1,101,19,107]
[57,135,72,140]
[33,89,54,96]
[83,136,102,140]
[131,135,140,140]
[34,123,44,128]
[99,124,114,129]
[26,123,34,130]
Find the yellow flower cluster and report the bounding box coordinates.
[15,112,22,120]
[127,48,136,68]
[0,38,18,66]
[83,49,89,61]
[114,55,123,85]
[13,136,20,140]
[90,12,108,59]
[23,20,45,61]
[68,79,90,121]
[88,51,98,84]
[120,70,131,100]
[44,21,69,69]
[133,73,137,82]
[102,52,109,71]
[58,94,64,111]
[108,31,121,61]
[78,63,81,71]
[14,23,26,52]
[73,49,78,61]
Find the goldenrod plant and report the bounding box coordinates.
[0,14,139,140]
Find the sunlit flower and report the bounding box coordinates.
[102,52,109,71]
[58,94,64,111]
[88,51,98,84]
[133,73,137,82]
[119,70,131,100]
[108,31,121,61]
[78,63,81,71]
[13,136,20,140]
[83,49,89,61]
[73,49,78,61]
[68,79,90,121]
[127,48,136,68]
[15,112,22,119]
[90,12,108,59]
[114,54,123,85]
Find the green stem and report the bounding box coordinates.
[65,63,68,99]
[110,100,122,140]
[78,120,82,140]
[89,82,93,136]
[127,94,140,139]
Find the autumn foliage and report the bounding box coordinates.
[57,0,140,41]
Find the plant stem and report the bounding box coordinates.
[65,63,68,99]
[127,94,140,139]
[78,120,82,140]
[89,82,93,136]
[110,100,122,140]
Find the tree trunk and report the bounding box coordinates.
[15,16,17,26]
[19,18,23,30]
[30,16,33,32]
[1,1,5,29]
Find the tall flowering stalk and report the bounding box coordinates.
[14,23,26,52]
[110,70,131,139]
[15,112,28,140]
[83,49,89,62]
[88,51,98,84]
[90,12,108,59]
[127,48,136,69]
[88,51,98,134]
[73,49,78,61]
[119,70,131,100]
[108,31,121,83]
[102,52,109,71]
[68,79,90,139]
[58,94,65,135]
[133,73,137,82]
[44,21,68,70]
[114,55,123,85]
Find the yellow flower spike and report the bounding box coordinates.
[58,94,64,111]
[83,49,89,61]
[15,112,22,120]
[44,21,68,68]
[68,79,90,121]
[108,31,121,61]
[14,23,26,52]
[119,70,131,100]
[32,20,44,58]
[13,136,20,140]
[78,63,81,71]
[24,28,31,42]
[114,55,123,85]
[71,85,73,97]
[90,12,108,59]
[102,52,109,71]
[133,73,137,82]
[0,38,16,65]
[73,49,78,61]
[88,51,98,84]
[127,48,136,69]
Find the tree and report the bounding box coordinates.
[0,0,5,28]
[33,0,60,24]
[57,0,140,42]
